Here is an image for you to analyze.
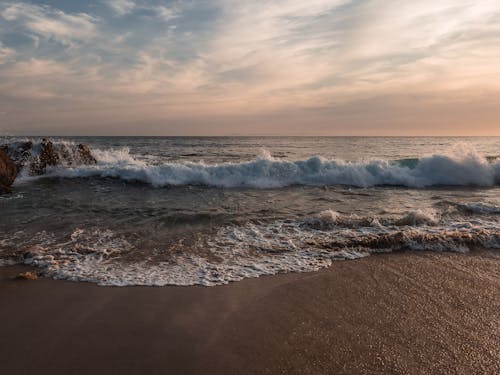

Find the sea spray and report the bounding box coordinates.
[10,141,500,188]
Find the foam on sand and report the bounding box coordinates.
[2,209,498,286]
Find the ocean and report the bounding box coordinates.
[1,136,499,286]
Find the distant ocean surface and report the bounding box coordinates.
[1,136,499,286]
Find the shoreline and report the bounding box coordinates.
[1,250,499,374]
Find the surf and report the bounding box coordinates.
[6,139,499,188]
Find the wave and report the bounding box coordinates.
[1,209,499,286]
[458,202,500,214]
[6,140,500,188]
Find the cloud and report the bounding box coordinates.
[0,58,71,99]
[0,41,15,64]
[106,0,136,16]
[0,0,500,135]
[105,1,177,21]
[154,5,178,21]
[203,0,500,111]
[1,2,97,45]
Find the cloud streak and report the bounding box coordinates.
[0,0,499,135]
[0,41,15,63]
[106,0,135,16]
[1,2,97,45]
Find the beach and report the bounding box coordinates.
[1,250,499,375]
[2,0,500,372]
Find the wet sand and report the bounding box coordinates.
[1,251,499,375]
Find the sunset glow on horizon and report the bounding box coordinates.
[0,0,499,136]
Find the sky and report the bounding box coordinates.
[0,0,499,136]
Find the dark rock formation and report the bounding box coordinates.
[41,139,60,165]
[1,141,32,172]
[0,149,17,194]
[76,144,97,165]
[1,138,97,176]
[30,138,61,175]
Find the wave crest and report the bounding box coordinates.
[7,140,500,188]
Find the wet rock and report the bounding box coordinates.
[15,271,39,280]
[30,138,61,175]
[1,138,97,176]
[58,143,74,166]
[76,143,97,165]
[0,149,17,194]
[2,141,33,172]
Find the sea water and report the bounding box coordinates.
[0,136,499,286]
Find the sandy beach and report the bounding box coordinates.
[1,250,499,375]
[2,0,500,372]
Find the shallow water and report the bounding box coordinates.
[1,136,499,285]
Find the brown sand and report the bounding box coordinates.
[1,251,499,375]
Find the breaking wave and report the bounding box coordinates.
[12,142,497,189]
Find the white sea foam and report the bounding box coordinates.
[2,210,498,286]
[319,209,342,223]
[459,202,500,214]
[5,139,499,188]
[0,192,24,200]
[396,209,440,226]
[26,143,498,188]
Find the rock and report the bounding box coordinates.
[2,142,31,170]
[31,138,60,175]
[15,271,38,280]
[0,149,17,194]
[41,138,60,166]
[2,141,32,172]
[1,138,97,176]
[58,143,74,166]
[76,143,97,165]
